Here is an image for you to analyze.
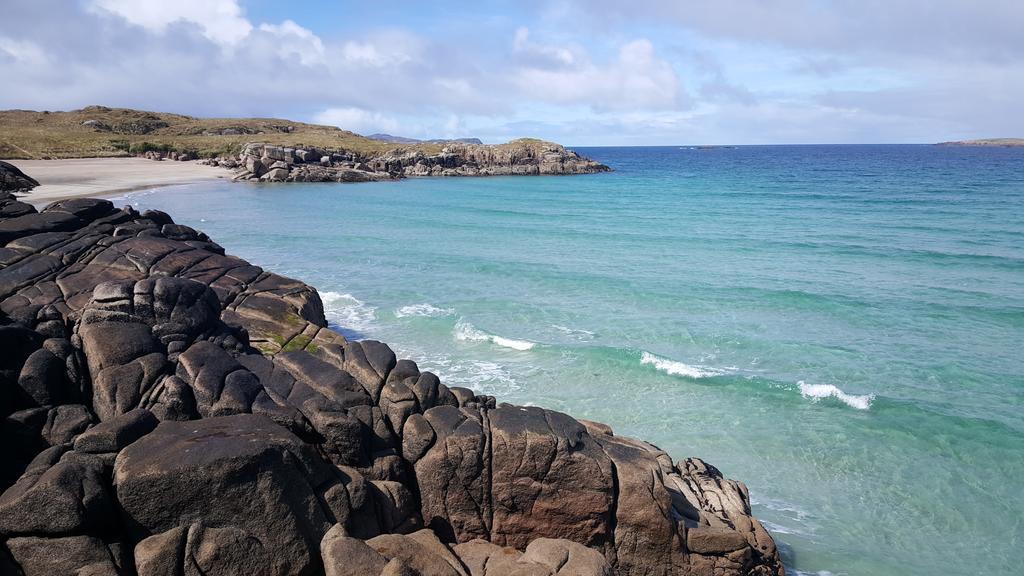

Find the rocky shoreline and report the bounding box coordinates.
[214,140,610,183]
[0,179,781,575]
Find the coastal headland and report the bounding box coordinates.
[0,165,782,575]
[1,106,609,204]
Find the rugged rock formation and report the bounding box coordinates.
[0,163,38,195]
[221,140,610,183]
[0,188,781,575]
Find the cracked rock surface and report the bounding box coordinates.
[0,190,782,576]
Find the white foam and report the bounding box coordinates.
[454,320,535,351]
[320,291,377,333]
[798,381,874,410]
[551,324,596,339]
[640,351,723,379]
[401,350,522,397]
[394,303,454,318]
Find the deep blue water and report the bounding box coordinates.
[121,144,1024,575]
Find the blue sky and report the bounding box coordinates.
[1,1,1022,145]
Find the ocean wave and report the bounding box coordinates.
[454,319,535,351]
[394,303,455,318]
[551,324,596,340]
[798,381,874,410]
[320,291,377,334]
[640,351,724,379]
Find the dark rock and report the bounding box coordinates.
[488,405,614,551]
[0,446,114,536]
[134,522,273,576]
[114,414,343,576]
[74,408,157,453]
[42,198,115,222]
[5,535,118,576]
[0,212,84,245]
[0,161,39,194]
[17,348,70,406]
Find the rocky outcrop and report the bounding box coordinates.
[222,140,610,183]
[0,187,781,575]
[0,163,38,195]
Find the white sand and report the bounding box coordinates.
[8,158,230,206]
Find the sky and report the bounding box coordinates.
[1,0,1022,145]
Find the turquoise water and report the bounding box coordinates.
[121,145,1024,575]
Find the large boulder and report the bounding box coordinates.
[5,535,119,576]
[113,414,348,576]
[408,404,615,553]
[0,446,114,536]
[453,538,613,576]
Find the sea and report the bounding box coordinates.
[116,144,1024,575]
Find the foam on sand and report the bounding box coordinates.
[640,351,724,379]
[454,319,536,351]
[394,303,454,318]
[798,381,874,410]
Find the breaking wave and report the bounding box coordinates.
[453,319,536,351]
[798,381,874,410]
[640,351,725,379]
[320,291,377,335]
[394,303,455,318]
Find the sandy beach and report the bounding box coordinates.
[8,158,229,206]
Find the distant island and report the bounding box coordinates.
[366,133,484,145]
[935,138,1024,147]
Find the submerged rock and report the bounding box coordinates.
[0,177,781,575]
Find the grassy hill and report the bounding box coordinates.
[0,106,445,159]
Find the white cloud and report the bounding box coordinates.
[513,27,576,67]
[513,36,682,111]
[0,36,48,66]
[256,20,325,66]
[314,107,400,135]
[89,0,252,45]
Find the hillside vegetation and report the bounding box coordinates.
[0,106,445,159]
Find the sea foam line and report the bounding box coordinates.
[797,381,874,410]
[640,351,724,379]
[454,319,536,351]
[394,303,454,318]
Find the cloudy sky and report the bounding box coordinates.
[1,0,1021,145]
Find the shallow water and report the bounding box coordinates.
[121,144,1024,575]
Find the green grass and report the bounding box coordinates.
[0,105,446,159]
